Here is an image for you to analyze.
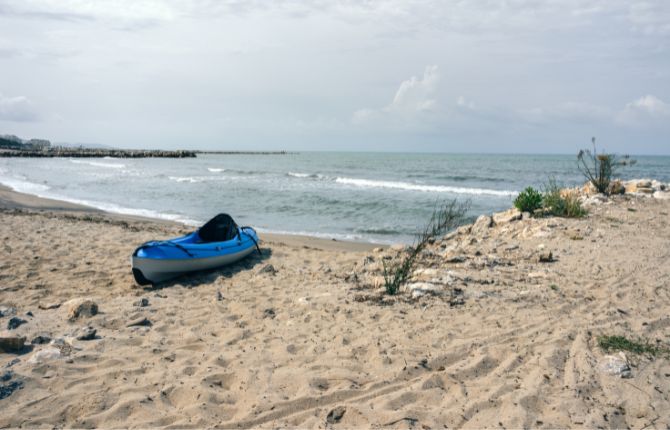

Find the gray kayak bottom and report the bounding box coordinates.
[131,246,255,285]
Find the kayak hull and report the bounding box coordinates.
[131,246,255,284]
[131,226,259,285]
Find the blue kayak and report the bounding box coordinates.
[131,214,260,285]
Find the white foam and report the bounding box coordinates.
[287,172,328,180]
[334,177,517,197]
[58,197,201,226]
[0,175,50,194]
[0,174,200,226]
[70,159,125,169]
[169,176,202,183]
[287,171,311,178]
[208,168,226,173]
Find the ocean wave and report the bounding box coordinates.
[354,227,406,236]
[169,176,203,183]
[255,227,399,244]
[70,159,125,169]
[287,171,312,178]
[208,168,226,173]
[169,175,234,183]
[0,175,50,194]
[286,172,329,180]
[58,198,201,226]
[334,177,517,197]
[0,175,200,225]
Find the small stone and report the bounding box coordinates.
[31,334,52,345]
[0,380,23,400]
[456,225,472,235]
[599,352,631,377]
[38,302,61,310]
[257,264,277,275]
[0,334,26,353]
[0,370,12,382]
[25,311,34,317]
[7,317,27,330]
[127,317,151,327]
[608,180,625,195]
[135,298,150,307]
[445,255,467,263]
[66,299,98,321]
[538,251,554,263]
[216,291,224,301]
[326,406,346,424]
[310,377,330,391]
[493,208,522,225]
[75,326,97,341]
[0,307,17,318]
[263,308,276,319]
[406,282,446,298]
[27,347,62,364]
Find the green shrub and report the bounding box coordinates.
[514,187,543,213]
[598,335,667,356]
[542,179,587,218]
[577,137,635,195]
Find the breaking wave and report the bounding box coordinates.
[334,177,517,197]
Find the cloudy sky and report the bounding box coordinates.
[1,0,669,153]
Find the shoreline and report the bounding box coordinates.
[0,184,380,253]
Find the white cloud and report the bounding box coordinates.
[616,94,670,125]
[353,65,439,124]
[389,65,438,112]
[0,93,39,122]
[0,0,176,25]
[625,94,670,116]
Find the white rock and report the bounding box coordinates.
[598,352,631,377]
[493,208,522,225]
[653,191,670,200]
[404,282,447,298]
[456,225,472,235]
[27,347,62,364]
[471,215,493,236]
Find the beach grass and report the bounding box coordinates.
[597,335,668,356]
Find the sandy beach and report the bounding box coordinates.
[1,183,670,428]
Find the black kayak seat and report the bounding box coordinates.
[197,213,239,243]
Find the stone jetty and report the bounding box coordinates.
[0,148,196,158]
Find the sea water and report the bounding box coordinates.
[1,152,668,244]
